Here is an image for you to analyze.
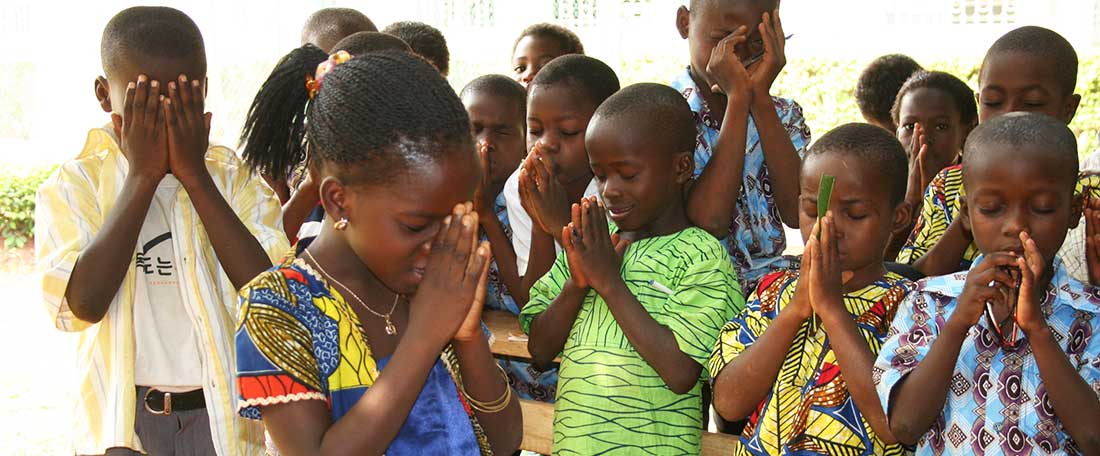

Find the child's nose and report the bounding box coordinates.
[1002,206,1028,237]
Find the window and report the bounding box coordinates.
[554,0,599,28]
[952,0,1016,24]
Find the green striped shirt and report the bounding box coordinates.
[520,227,745,455]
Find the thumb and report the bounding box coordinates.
[111,113,123,138]
[204,112,212,133]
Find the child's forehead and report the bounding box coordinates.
[528,84,596,117]
[106,53,206,87]
[694,0,767,29]
[801,155,891,200]
[980,51,1062,91]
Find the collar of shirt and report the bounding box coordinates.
[920,254,1100,314]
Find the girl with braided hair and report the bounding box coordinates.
[234,50,522,455]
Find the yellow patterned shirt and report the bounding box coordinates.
[708,269,913,456]
[35,127,289,455]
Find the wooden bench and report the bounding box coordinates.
[484,310,739,455]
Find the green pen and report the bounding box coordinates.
[811,175,835,335]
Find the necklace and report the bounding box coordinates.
[303,250,400,336]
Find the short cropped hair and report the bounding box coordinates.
[592,83,696,156]
[382,21,450,76]
[805,123,909,206]
[857,54,923,130]
[982,25,1078,95]
[100,6,205,77]
[529,54,620,108]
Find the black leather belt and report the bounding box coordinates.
[141,387,206,415]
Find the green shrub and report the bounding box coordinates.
[618,55,1100,155]
[0,166,56,249]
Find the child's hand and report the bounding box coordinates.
[1085,196,1100,286]
[562,197,630,292]
[806,213,854,321]
[518,147,572,242]
[950,252,1019,335]
[903,124,932,215]
[561,202,592,290]
[472,141,496,221]
[454,218,494,343]
[112,75,168,181]
[1016,232,1049,336]
[704,26,753,101]
[164,75,212,185]
[747,10,787,98]
[409,203,491,345]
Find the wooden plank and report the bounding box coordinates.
[518,399,739,455]
[484,309,532,359]
[519,400,554,455]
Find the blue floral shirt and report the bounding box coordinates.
[669,68,811,290]
[874,257,1100,455]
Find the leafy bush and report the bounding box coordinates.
[618,56,1100,155]
[0,166,56,249]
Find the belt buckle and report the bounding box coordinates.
[143,388,172,416]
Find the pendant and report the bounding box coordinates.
[384,317,398,336]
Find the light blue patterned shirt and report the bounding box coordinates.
[669,68,811,290]
[874,257,1100,455]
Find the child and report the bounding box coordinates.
[503,54,619,295]
[856,54,924,132]
[888,71,977,260]
[710,123,914,455]
[241,35,412,246]
[673,0,812,292]
[235,51,522,455]
[512,23,584,87]
[383,21,450,76]
[521,83,743,454]
[899,26,1093,279]
[300,7,377,52]
[35,7,288,455]
[875,112,1100,455]
[461,74,559,401]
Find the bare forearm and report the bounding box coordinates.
[453,333,522,455]
[1029,327,1100,453]
[913,220,970,277]
[526,282,587,368]
[482,216,527,305]
[687,97,749,238]
[819,308,896,443]
[179,172,273,289]
[712,308,806,420]
[282,187,319,242]
[598,279,701,394]
[65,174,160,324]
[887,322,968,445]
[750,94,801,228]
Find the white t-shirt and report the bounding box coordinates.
[503,166,600,277]
[132,175,203,390]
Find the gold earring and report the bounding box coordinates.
[334,218,349,231]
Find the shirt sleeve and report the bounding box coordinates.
[653,256,745,371]
[898,169,951,265]
[779,98,812,160]
[873,290,942,419]
[34,162,102,332]
[236,269,327,420]
[503,168,534,277]
[706,272,787,379]
[518,251,571,335]
[227,149,291,265]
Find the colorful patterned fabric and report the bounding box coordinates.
[669,68,811,291]
[874,257,1100,455]
[898,169,1100,279]
[235,255,490,455]
[35,127,287,455]
[520,227,744,455]
[483,192,558,402]
[709,269,913,456]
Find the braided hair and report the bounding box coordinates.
[308,51,473,185]
[238,44,328,182]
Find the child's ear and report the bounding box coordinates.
[674,150,695,184]
[1069,193,1084,229]
[94,76,112,113]
[675,6,690,40]
[319,175,350,222]
[891,199,914,237]
[1062,93,1082,124]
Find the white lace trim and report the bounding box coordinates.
[237,392,327,410]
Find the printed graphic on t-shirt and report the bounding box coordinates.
[137,232,177,286]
